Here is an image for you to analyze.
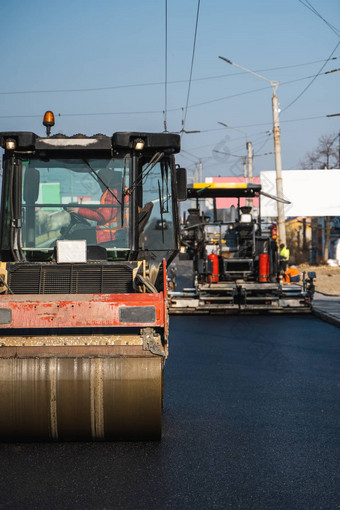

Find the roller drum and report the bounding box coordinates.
[0,348,163,441]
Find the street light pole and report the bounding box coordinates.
[198,159,203,213]
[219,56,286,245]
[246,141,253,208]
[242,158,247,179]
[272,86,286,245]
[246,141,253,183]
[199,159,203,183]
[218,121,247,144]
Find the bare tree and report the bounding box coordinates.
[299,132,339,169]
[300,150,319,169]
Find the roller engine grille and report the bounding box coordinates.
[7,264,134,294]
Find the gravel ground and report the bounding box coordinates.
[297,264,340,296]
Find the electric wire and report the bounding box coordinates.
[179,154,198,164]
[282,40,340,112]
[234,114,327,128]
[181,0,201,136]
[213,150,243,158]
[172,70,338,112]
[184,137,248,152]
[233,132,271,152]
[197,114,332,131]
[0,110,162,119]
[163,0,168,132]
[253,134,272,156]
[0,71,337,121]
[0,57,339,97]
[297,0,340,37]
[181,148,202,160]
[221,133,272,157]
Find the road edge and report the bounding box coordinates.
[312,307,340,328]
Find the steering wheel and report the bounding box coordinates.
[58,206,92,239]
[62,205,91,226]
[68,212,91,226]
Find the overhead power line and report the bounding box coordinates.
[171,70,338,112]
[253,134,272,156]
[1,71,338,121]
[297,0,340,37]
[188,114,337,135]
[220,114,331,128]
[282,40,340,112]
[0,57,339,96]
[0,110,162,119]
[181,0,201,136]
[163,0,168,132]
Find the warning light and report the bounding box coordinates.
[271,224,278,241]
[43,111,55,136]
[5,138,16,150]
[133,138,145,151]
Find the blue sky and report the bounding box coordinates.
[1,0,339,179]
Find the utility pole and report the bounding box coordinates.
[218,56,287,245]
[246,141,253,183]
[272,87,286,245]
[242,158,247,179]
[199,159,203,183]
[246,141,253,208]
[198,160,203,213]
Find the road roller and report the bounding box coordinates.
[0,113,187,440]
[169,182,315,314]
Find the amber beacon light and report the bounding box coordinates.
[43,110,55,136]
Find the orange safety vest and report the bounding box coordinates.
[96,190,129,243]
[283,266,300,283]
[97,208,129,243]
[78,189,129,244]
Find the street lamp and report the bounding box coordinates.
[219,56,286,245]
[217,121,248,143]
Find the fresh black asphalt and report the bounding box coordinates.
[0,315,339,509]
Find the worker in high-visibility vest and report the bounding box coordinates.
[67,170,129,245]
[283,265,300,283]
[279,243,290,271]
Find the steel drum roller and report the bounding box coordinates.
[0,347,163,441]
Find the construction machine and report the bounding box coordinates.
[169,182,315,314]
[0,112,187,440]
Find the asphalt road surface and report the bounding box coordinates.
[0,315,339,510]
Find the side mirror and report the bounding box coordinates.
[23,167,40,203]
[308,271,316,279]
[176,167,187,202]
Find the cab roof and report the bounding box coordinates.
[0,131,181,153]
[187,182,262,199]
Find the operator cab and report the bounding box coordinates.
[185,182,277,281]
[0,126,187,266]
